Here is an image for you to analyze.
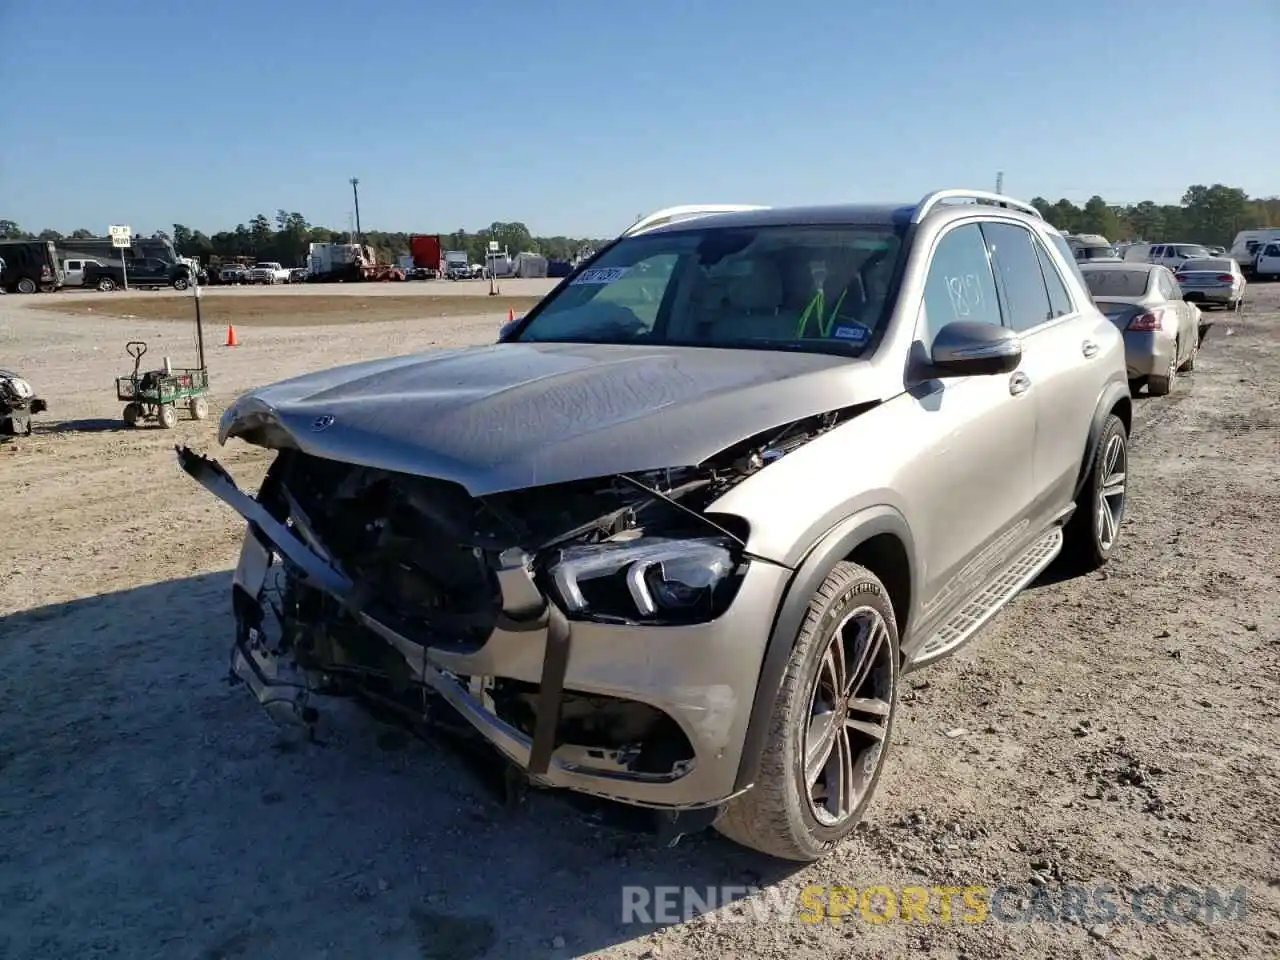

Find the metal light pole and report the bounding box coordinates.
[995,171,1004,195]
[350,178,363,246]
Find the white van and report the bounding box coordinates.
[1254,241,1280,281]
[1229,229,1280,273]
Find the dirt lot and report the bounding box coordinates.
[1,286,1277,960]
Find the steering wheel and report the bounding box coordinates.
[126,341,148,360]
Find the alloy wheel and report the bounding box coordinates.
[804,606,893,826]
[1095,433,1127,551]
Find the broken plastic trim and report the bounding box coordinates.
[176,445,578,784]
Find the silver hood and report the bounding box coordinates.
[220,341,884,495]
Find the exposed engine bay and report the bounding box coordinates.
[179,400,869,802]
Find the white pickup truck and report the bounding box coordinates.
[248,261,291,285]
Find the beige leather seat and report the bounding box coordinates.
[703,259,796,342]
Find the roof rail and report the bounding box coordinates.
[622,204,769,237]
[911,189,1043,224]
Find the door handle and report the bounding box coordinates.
[1009,371,1031,396]
[1082,340,1100,358]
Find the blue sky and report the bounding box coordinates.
[1,0,1275,239]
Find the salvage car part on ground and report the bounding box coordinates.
[0,368,49,436]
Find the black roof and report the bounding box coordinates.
[642,203,914,234]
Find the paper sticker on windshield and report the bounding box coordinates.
[833,324,870,343]
[572,266,629,285]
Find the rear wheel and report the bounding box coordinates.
[189,396,208,420]
[158,404,178,429]
[122,402,143,427]
[1062,413,1128,571]
[16,278,37,294]
[1179,338,1197,372]
[1147,346,1178,396]
[715,561,898,862]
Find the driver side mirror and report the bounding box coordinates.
[930,321,1022,376]
[497,317,522,342]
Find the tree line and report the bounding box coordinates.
[2,183,1276,265]
[1031,184,1276,247]
[0,213,609,268]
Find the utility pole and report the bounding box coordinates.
[350,178,364,246]
[995,171,1004,195]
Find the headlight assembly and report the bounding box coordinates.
[546,536,745,623]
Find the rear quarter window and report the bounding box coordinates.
[1048,232,1091,293]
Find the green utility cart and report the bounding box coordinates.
[117,341,210,428]
[116,278,211,428]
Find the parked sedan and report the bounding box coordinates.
[1080,262,1200,397]
[1174,257,1246,311]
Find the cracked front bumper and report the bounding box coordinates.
[181,447,788,811]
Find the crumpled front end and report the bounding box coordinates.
[179,443,800,811]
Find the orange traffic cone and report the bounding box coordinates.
[507,308,515,323]
[225,325,238,347]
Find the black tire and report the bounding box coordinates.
[1062,413,1128,571]
[122,402,143,427]
[16,278,37,294]
[97,277,117,292]
[173,277,189,291]
[1147,345,1178,396]
[715,561,898,862]
[1179,339,1197,372]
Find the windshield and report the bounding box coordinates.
[1173,245,1210,259]
[514,223,905,356]
[1081,268,1151,297]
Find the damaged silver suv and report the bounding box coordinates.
[180,190,1132,862]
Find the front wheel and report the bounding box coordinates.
[1062,413,1128,571]
[188,396,208,420]
[172,277,189,291]
[158,404,178,429]
[122,402,143,427]
[16,278,37,294]
[715,561,898,862]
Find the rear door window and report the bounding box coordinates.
[981,222,1053,332]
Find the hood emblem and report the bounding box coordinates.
[311,414,336,432]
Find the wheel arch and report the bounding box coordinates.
[1073,379,1132,501]
[732,505,918,792]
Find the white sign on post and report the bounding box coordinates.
[108,225,131,290]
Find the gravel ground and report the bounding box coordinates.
[1,285,1277,960]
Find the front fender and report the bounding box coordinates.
[732,504,917,792]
